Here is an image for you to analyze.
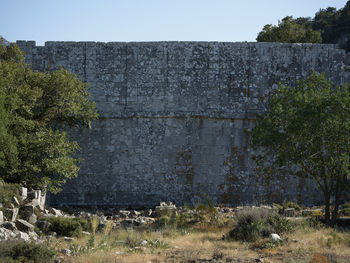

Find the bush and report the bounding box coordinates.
[0,240,55,263]
[282,201,302,211]
[228,208,294,242]
[44,216,89,237]
[0,179,21,212]
[342,202,350,216]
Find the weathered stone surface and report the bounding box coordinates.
[12,196,20,206]
[49,207,63,217]
[5,208,19,222]
[0,227,16,240]
[15,41,350,207]
[15,219,35,232]
[15,231,30,241]
[0,211,3,224]
[20,187,28,201]
[1,222,17,231]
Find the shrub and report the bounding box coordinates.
[0,240,55,263]
[0,179,21,211]
[282,201,302,211]
[228,208,294,242]
[44,216,89,237]
[342,202,350,216]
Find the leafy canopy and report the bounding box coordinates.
[257,16,322,43]
[257,1,350,51]
[250,72,350,225]
[0,43,98,193]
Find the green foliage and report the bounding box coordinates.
[44,216,89,237]
[251,72,350,225]
[228,208,293,242]
[0,240,55,263]
[256,16,322,43]
[257,1,350,51]
[0,43,98,192]
[282,201,302,211]
[342,201,350,216]
[0,179,21,211]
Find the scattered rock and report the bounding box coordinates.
[61,248,72,256]
[15,231,30,241]
[284,208,296,217]
[119,210,130,218]
[20,204,37,224]
[302,209,322,216]
[15,219,35,232]
[49,207,63,217]
[20,187,28,201]
[155,202,177,216]
[131,210,141,217]
[5,208,19,222]
[0,227,16,240]
[63,237,75,242]
[12,196,20,206]
[140,240,148,246]
[1,222,17,231]
[270,233,282,242]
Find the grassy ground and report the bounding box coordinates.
[55,217,350,263]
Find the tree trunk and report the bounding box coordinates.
[331,177,342,226]
[324,192,331,225]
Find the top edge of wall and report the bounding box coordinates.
[14,40,341,49]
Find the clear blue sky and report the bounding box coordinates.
[2,0,348,46]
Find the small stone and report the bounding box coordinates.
[0,211,3,224]
[63,237,74,242]
[119,210,130,218]
[270,233,282,242]
[49,207,63,217]
[140,240,148,246]
[61,248,72,256]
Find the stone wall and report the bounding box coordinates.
[16,41,350,207]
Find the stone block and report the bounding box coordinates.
[49,207,63,217]
[5,208,19,222]
[15,219,35,232]
[12,196,20,206]
[20,187,27,201]
[1,222,17,231]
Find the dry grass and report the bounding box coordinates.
[54,217,350,263]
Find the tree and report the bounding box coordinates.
[257,1,350,51]
[256,16,322,43]
[250,72,350,225]
[0,43,98,193]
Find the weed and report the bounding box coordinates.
[228,208,293,242]
[44,216,89,237]
[0,240,55,263]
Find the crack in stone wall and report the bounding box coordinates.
[16,41,350,207]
